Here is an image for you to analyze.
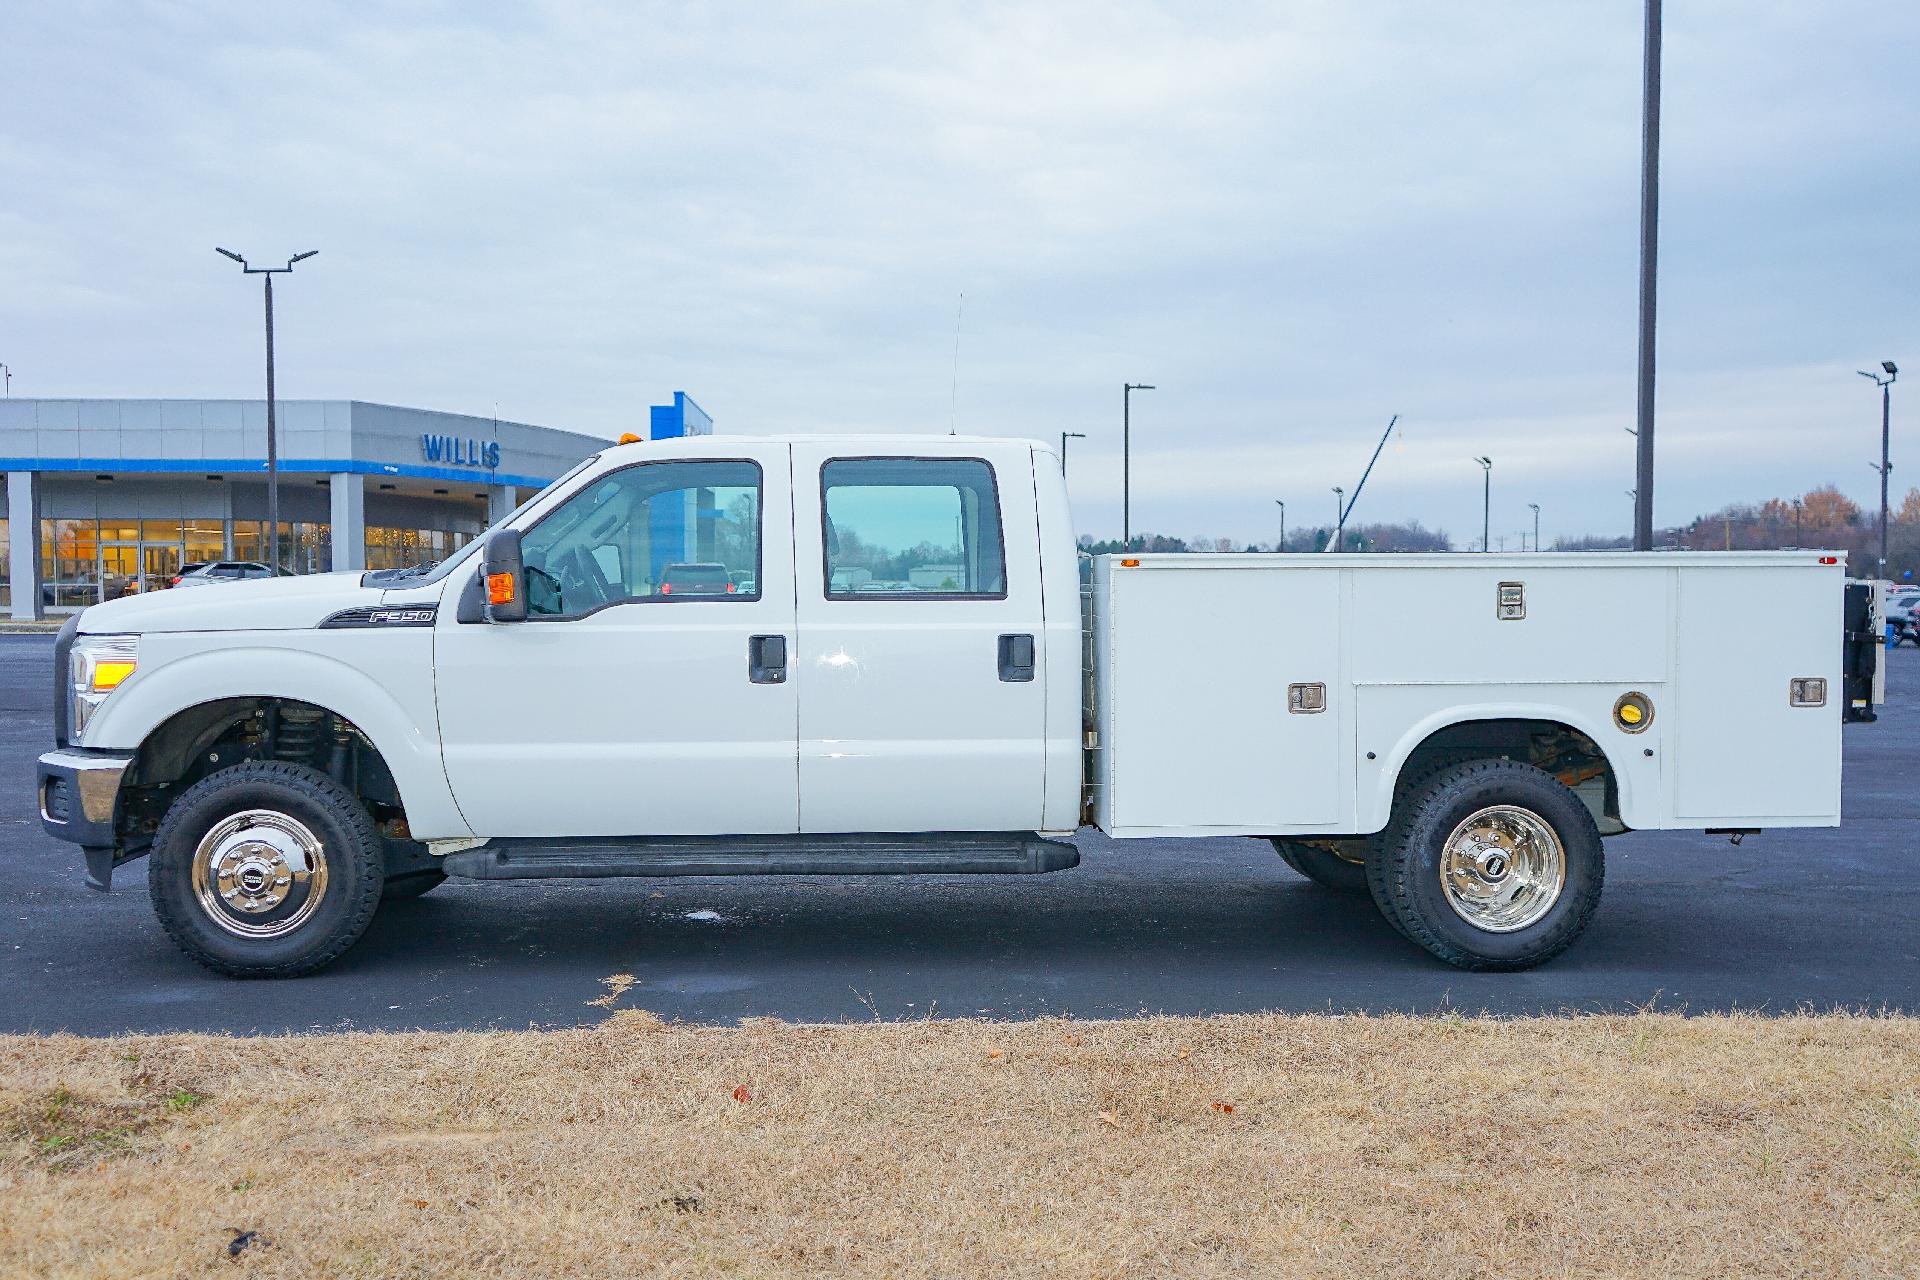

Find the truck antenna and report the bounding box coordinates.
[949,291,964,435]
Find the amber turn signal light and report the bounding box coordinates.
[487,572,517,606]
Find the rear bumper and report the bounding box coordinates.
[37,749,135,889]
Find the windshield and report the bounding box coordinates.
[360,455,601,588]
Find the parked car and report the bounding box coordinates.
[656,562,736,596]
[1889,592,1920,647]
[172,562,278,588]
[163,562,213,588]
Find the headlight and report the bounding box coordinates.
[69,634,139,739]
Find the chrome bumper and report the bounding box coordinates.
[37,749,135,889]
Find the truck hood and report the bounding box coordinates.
[76,572,390,634]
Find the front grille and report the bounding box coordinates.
[42,777,71,823]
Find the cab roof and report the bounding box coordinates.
[603,433,1051,453]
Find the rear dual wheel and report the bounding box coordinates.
[1269,838,1370,895]
[1367,759,1604,971]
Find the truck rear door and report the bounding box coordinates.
[789,443,1048,833]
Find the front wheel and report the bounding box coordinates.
[1368,759,1603,971]
[148,762,385,978]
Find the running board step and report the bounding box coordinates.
[441,832,1080,880]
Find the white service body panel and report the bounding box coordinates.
[1089,552,1844,839]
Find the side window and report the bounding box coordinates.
[821,458,1006,599]
[518,460,761,618]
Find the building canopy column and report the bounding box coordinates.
[7,471,42,621]
[329,472,365,572]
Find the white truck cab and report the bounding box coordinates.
[36,434,1881,976]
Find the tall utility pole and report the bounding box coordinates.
[1633,0,1662,551]
[1475,456,1493,552]
[1860,362,1898,578]
[1059,431,1085,475]
[1122,383,1154,547]
[217,247,318,573]
[1528,502,1541,552]
[1274,499,1286,552]
[1331,487,1344,550]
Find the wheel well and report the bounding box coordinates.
[118,697,424,863]
[1394,718,1623,832]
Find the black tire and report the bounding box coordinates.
[381,869,447,901]
[1270,839,1371,894]
[148,762,385,978]
[1367,758,1603,971]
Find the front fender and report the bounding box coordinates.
[80,633,470,840]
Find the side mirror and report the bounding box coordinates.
[482,529,528,623]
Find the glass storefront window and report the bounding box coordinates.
[232,521,330,574]
[232,520,264,564]
[184,519,225,566]
[365,526,475,571]
[42,518,101,609]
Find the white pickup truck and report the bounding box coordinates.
[37,434,1882,977]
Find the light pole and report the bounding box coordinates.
[1122,383,1154,547]
[1633,0,1662,551]
[1331,487,1344,550]
[1274,500,1285,552]
[1475,457,1493,552]
[1860,362,1897,578]
[0,362,10,395]
[1792,497,1803,546]
[1059,431,1085,475]
[1528,502,1541,552]
[217,247,318,573]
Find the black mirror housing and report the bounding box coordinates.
[482,529,528,623]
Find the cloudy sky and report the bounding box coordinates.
[2,1,1914,546]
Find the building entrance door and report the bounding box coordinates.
[98,542,140,600]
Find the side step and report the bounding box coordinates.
[441,832,1080,881]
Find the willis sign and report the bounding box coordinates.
[420,435,501,469]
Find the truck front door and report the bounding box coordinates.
[433,446,799,837]
[790,444,1049,833]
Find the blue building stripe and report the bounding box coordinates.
[0,458,562,489]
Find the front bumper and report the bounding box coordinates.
[38,749,135,890]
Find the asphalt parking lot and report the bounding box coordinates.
[2,634,1914,1034]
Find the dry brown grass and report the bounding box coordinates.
[3,1011,1918,1278]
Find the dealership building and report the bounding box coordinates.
[1,393,711,619]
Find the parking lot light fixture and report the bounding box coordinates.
[1529,502,1541,552]
[1332,487,1344,549]
[1860,363,1897,576]
[1059,432,1085,476]
[1274,499,1285,552]
[1122,383,1155,546]
[215,247,319,574]
[1475,457,1493,552]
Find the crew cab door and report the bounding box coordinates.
[433,446,799,837]
[790,443,1048,832]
